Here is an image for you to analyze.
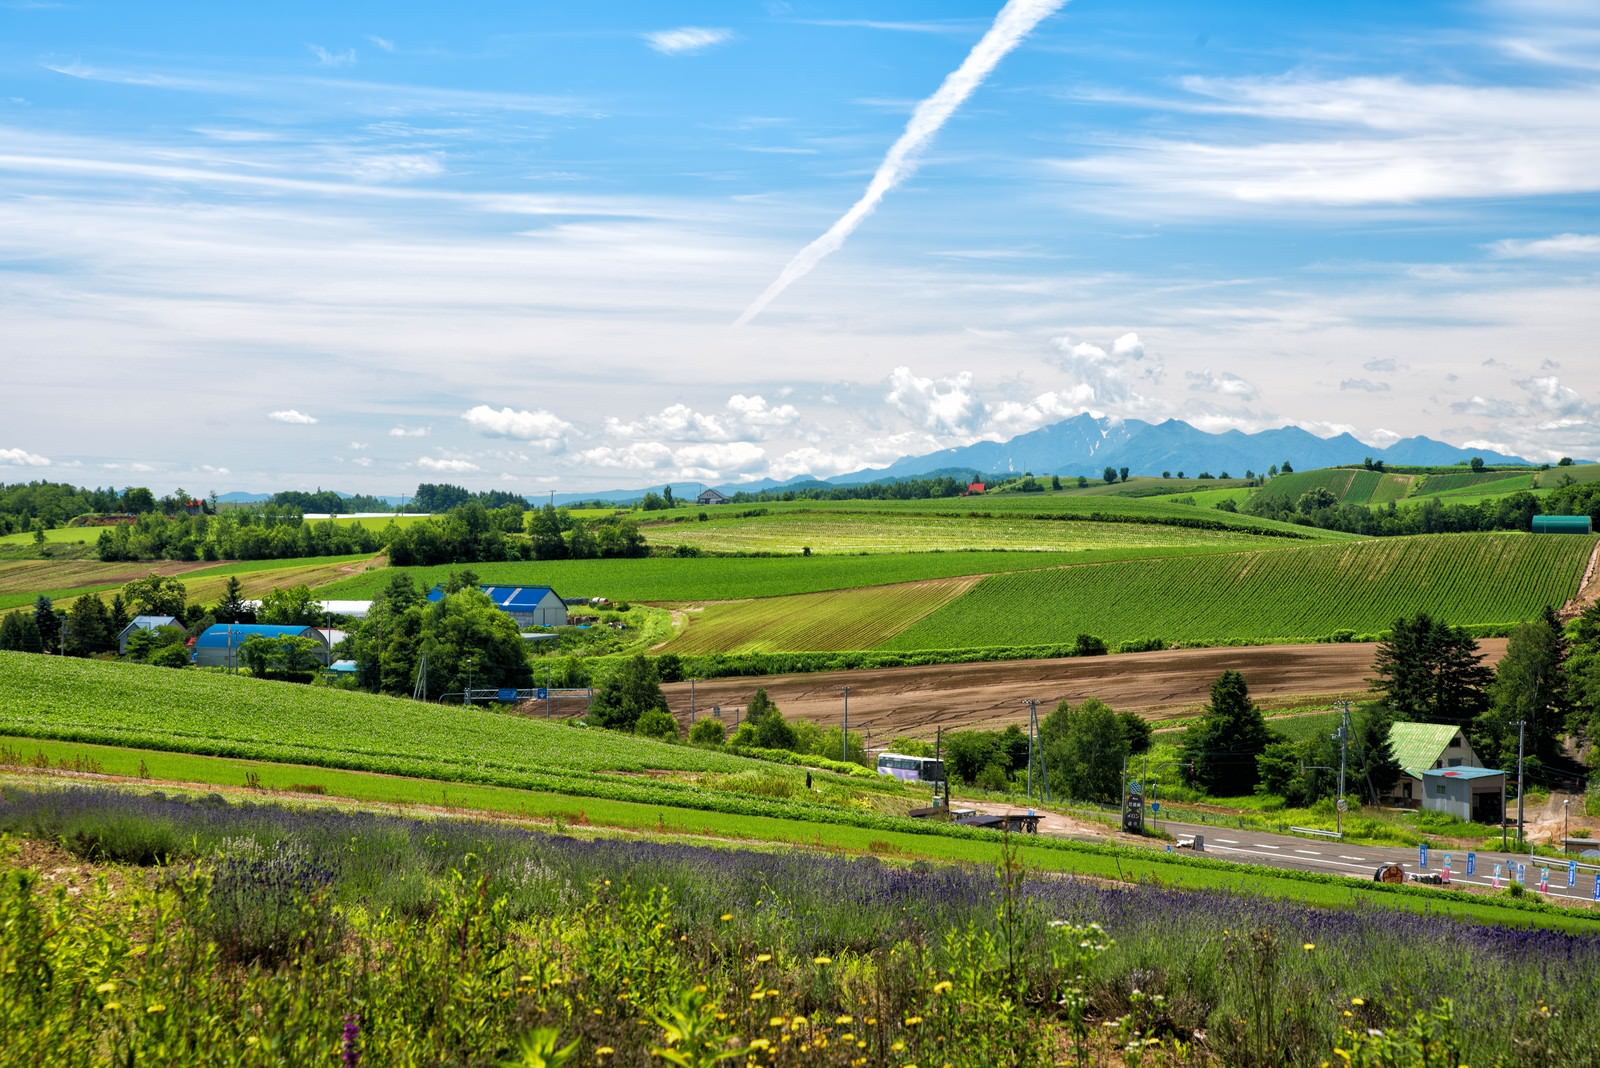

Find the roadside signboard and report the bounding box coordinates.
[1569,860,1579,888]
[1466,852,1476,876]
[1418,843,1428,869]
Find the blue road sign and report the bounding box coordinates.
[497,688,518,703]
[536,687,549,700]
[1419,843,1428,869]
[1151,802,1160,813]
[1466,851,1476,876]
[1569,860,1579,888]
[1594,875,1599,902]
[1517,862,1527,884]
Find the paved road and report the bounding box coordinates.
[1156,819,1600,905]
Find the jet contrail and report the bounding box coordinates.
[734,0,1068,326]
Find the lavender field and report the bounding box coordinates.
[3,785,1598,1066]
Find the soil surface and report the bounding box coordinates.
[661,640,1509,740]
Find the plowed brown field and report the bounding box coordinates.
[661,640,1509,740]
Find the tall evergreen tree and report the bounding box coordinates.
[1181,670,1272,796]
[1370,613,1493,727]
[1477,612,1571,767]
[63,594,112,657]
[107,593,130,635]
[33,595,61,653]
[588,656,668,732]
[212,575,255,624]
[1041,698,1129,804]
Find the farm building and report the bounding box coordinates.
[696,487,728,505]
[1532,515,1592,534]
[426,585,568,629]
[1421,767,1504,824]
[193,624,331,668]
[964,482,986,496]
[1387,722,1482,805]
[116,615,182,654]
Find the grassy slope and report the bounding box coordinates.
[316,548,1253,603]
[0,554,378,613]
[662,577,981,654]
[641,511,1286,555]
[883,532,1596,650]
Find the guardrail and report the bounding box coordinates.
[1289,826,1344,840]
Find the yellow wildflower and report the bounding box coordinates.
[1303,942,1316,951]
[720,913,733,922]
[757,953,773,963]
[813,955,833,965]
[146,1003,166,1015]
[932,980,953,994]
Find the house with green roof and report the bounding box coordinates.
[1387,721,1482,805]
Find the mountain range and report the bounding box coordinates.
[214,416,1543,505]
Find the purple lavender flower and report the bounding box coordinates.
[342,1013,361,1068]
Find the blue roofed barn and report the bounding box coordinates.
[193,624,330,668]
[426,585,568,629]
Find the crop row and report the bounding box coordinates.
[662,577,978,654]
[317,548,1168,602]
[881,532,1596,651]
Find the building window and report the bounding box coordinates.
[1433,784,1446,796]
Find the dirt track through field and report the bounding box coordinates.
[662,640,1509,740]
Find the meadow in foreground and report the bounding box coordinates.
[4,786,1598,1067]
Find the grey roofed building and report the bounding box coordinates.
[116,615,182,654]
[695,487,728,505]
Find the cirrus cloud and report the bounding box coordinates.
[267,409,318,425]
[643,27,733,55]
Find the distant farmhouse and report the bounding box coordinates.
[1387,722,1482,805]
[117,615,182,654]
[193,624,331,668]
[963,481,985,496]
[696,487,728,505]
[428,585,568,629]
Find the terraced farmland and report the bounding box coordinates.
[1253,467,1415,506]
[661,576,980,654]
[643,509,1289,555]
[881,532,1596,651]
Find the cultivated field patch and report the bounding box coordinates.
[661,576,980,654]
[881,532,1595,650]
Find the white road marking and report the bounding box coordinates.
[1255,843,1280,850]
[1295,849,1321,856]
[1339,855,1367,862]
[1214,838,1240,844]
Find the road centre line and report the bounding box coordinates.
[1294,849,1321,855]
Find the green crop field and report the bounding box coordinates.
[1535,463,1600,488]
[325,514,437,531]
[1252,467,1416,506]
[881,532,1595,650]
[315,547,1250,603]
[0,554,378,613]
[642,509,1290,555]
[662,576,979,653]
[0,526,100,548]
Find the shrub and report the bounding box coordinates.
[975,762,1009,792]
[634,707,680,741]
[1117,637,1166,653]
[148,643,193,669]
[1072,633,1108,657]
[688,718,725,746]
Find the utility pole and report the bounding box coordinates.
[1334,701,1350,838]
[841,686,849,762]
[1515,718,1527,851]
[689,677,696,725]
[1026,703,1035,799]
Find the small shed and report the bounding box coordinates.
[1532,515,1593,534]
[427,585,568,629]
[964,481,986,495]
[1421,767,1504,824]
[117,615,182,654]
[696,487,728,505]
[1388,722,1481,805]
[193,624,331,668]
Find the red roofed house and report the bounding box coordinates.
[964,481,985,496]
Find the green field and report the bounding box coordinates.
[881,532,1595,650]
[0,526,101,548]
[641,509,1287,555]
[315,547,1250,603]
[663,576,980,653]
[0,553,378,613]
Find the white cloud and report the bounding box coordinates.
[461,405,573,447]
[887,366,984,437]
[643,27,733,55]
[350,441,369,450]
[1518,375,1592,417]
[1186,368,1258,399]
[1340,378,1391,393]
[199,464,230,475]
[267,409,318,425]
[577,440,767,481]
[351,457,373,468]
[367,35,395,53]
[606,404,733,443]
[0,447,50,466]
[388,425,430,438]
[308,45,357,68]
[1488,233,1600,258]
[1055,76,1600,211]
[726,393,799,429]
[1363,358,1399,373]
[1048,331,1159,410]
[417,456,479,473]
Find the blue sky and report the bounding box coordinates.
[3,0,1598,493]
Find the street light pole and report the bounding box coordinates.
[841,686,849,762]
[1334,701,1350,838]
[1515,718,1526,851]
